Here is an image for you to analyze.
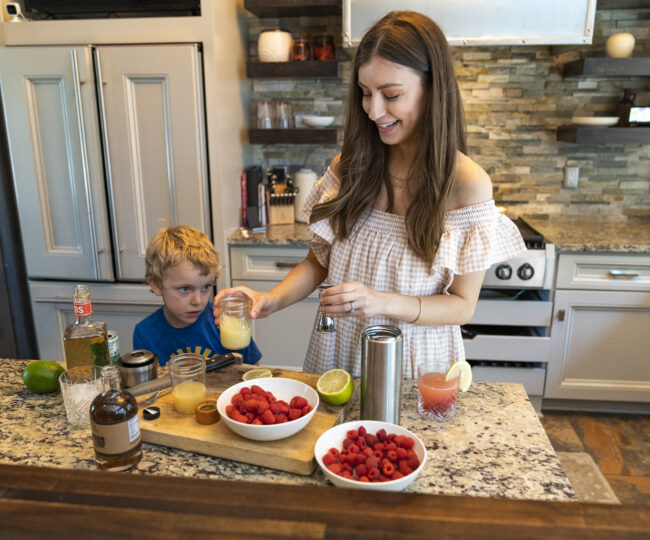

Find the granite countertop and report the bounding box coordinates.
[227,224,313,247]
[524,217,650,254]
[0,359,575,502]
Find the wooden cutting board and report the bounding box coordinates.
[139,365,357,475]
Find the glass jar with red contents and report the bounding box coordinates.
[292,38,311,61]
[313,35,335,61]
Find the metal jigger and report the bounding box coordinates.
[317,285,336,333]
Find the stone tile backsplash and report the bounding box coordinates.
[246,7,649,222]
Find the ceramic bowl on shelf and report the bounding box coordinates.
[571,116,619,127]
[314,420,427,492]
[216,377,318,441]
[302,115,335,128]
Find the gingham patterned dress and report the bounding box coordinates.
[299,167,526,378]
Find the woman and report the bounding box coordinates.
[217,11,525,377]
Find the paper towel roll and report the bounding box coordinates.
[293,168,318,223]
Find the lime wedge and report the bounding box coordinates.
[446,361,472,392]
[316,368,354,406]
[242,368,273,381]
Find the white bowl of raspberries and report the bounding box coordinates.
[314,420,427,491]
[217,377,319,441]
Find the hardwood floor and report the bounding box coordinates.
[541,411,650,505]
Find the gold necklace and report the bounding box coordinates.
[388,173,407,189]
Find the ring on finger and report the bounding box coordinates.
[349,301,355,314]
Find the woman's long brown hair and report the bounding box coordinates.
[310,11,466,266]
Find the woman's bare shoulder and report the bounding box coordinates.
[448,153,493,210]
[329,154,341,176]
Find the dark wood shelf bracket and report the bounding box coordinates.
[562,57,650,77]
[247,61,338,79]
[249,128,338,145]
[557,126,650,145]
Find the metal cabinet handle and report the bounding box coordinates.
[608,270,640,279]
[557,310,565,321]
[276,262,299,269]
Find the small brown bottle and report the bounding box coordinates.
[90,365,142,471]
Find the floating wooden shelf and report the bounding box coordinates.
[249,128,337,145]
[557,126,650,145]
[243,0,341,18]
[247,61,338,78]
[562,57,650,78]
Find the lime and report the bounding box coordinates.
[242,368,273,381]
[316,368,353,406]
[22,360,65,394]
[446,361,473,392]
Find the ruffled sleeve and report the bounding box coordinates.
[298,167,340,268]
[434,201,526,274]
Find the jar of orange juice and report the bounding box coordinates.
[218,295,252,350]
[169,354,206,414]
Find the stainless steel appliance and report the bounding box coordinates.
[464,219,556,412]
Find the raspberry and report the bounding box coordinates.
[288,408,302,421]
[357,437,367,449]
[386,450,398,462]
[358,425,367,437]
[342,438,353,449]
[365,455,379,469]
[251,418,263,425]
[251,384,265,396]
[328,448,340,458]
[348,444,360,454]
[226,405,234,417]
[362,447,373,457]
[360,476,370,482]
[367,467,380,480]
[290,396,308,409]
[376,429,387,442]
[243,399,259,413]
[301,404,313,416]
[346,429,359,440]
[365,434,378,447]
[401,437,415,449]
[341,470,352,478]
[397,448,408,460]
[398,461,413,476]
[260,409,275,425]
[231,410,248,423]
[240,386,251,396]
[256,400,270,415]
[384,442,397,451]
[322,453,335,466]
[328,463,343,474]
[391,471,404,480]
[274,413,288,423]
[373,443,384,452]
[407,456,420,470]
[356,464,368,476]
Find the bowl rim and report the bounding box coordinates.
[216,377,319,431]
[314,420,427,487]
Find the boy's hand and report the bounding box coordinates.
[214,286,275,324]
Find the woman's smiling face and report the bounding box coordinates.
[358,56,426,150]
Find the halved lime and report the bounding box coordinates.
[316,368,353,406]
[242,368,273,381]
[445,361,472,392]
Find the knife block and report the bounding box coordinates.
[269,204,295,225]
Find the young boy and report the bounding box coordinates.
[133,225,262,366]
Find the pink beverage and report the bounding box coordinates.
[417,364,460,421]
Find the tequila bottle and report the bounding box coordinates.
[63,284,110,369]
[90,365,142,471]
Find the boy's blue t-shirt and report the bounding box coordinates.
[133,301,261,366]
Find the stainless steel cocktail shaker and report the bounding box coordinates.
[360,325,403,424]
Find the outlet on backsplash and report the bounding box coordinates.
[563,166,580,189]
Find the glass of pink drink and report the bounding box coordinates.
[417,361,460,421]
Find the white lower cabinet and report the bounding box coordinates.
[230,246,316,370]
[545,253,650,404]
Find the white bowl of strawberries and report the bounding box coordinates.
[314,420,427,491]
[217,377,319,441]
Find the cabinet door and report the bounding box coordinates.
[29,281,162,364]
[232,280,318,371]
[545,289,650,402]
[95,44,210,281]
[0,46,114,280]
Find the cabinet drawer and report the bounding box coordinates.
[230,246,309,281]
[471,366,546,396]
[556,253,650,291]
[463,335,550,363]
[470,300,553,326]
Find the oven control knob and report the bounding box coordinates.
[517,263,535,281]
[495,264,512,280]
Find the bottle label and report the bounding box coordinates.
[74,300,92,316]
[91,415,141,456]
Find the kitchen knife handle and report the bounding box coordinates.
[129,375,171,397]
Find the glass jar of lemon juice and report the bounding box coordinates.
[218,295,252,350]
[169,354,206,414]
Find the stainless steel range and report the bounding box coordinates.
[463,219,556,412]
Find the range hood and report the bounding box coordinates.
[343,0,596,47]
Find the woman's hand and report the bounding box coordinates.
[213,286,278,324]
[318,281,382,318]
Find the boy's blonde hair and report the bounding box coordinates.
[145,225,220,287]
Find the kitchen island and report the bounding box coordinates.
[1,358,572,501]
[3,359,650,539]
